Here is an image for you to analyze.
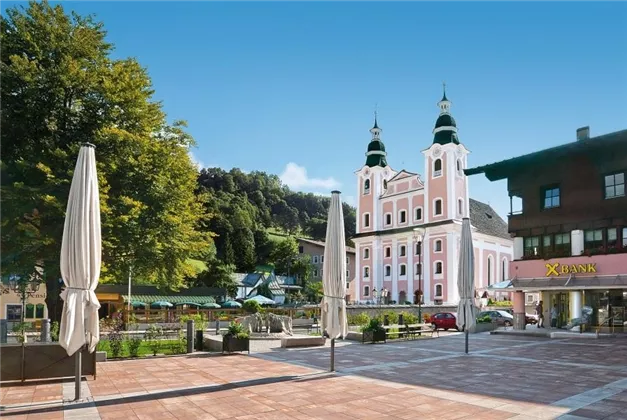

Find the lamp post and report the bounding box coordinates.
[413,227,426,322]
[6,274,43,341]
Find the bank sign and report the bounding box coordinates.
[546,262,597,277]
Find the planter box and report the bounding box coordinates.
[471,322,498,333]
[222,335,250,354]
[362,330,386,343]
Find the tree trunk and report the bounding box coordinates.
[45,271,63,324]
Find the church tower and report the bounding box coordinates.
[422,85,470,224]
[355,115,394,235]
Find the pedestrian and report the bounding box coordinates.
[536,300,544,328]
[551,304,559,328]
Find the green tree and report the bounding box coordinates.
[270,237,298,275]
[193,253,238,297]
[1,1,210,320]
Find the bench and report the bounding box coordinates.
[382,323,439,340]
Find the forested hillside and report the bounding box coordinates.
[197,167,356,273]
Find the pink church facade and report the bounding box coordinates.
[352,91,513,305]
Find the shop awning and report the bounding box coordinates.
[123,295,216,305]
[508,275,627,291]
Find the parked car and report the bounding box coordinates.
[526,313,538,325]
[429,312,460,331]
[477,310,514,327]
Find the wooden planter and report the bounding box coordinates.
[222,335,250,354]
[362,329,386,343]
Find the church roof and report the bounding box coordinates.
[469,199,510,240]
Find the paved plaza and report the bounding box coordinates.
[1,333,627,419]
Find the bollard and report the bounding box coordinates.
[186,320,194,353]
[0,319,7,344]
[398,314,404,326]
[215,319,220,335]
[196,330,204,351]
[384,314,389,326]
[41,319,51,342]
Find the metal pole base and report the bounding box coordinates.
[465,330,469,354]
[75,350,82,401]
[330,338,335,372]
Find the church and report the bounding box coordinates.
[351,89,513,305]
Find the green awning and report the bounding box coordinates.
[123,295,216,305]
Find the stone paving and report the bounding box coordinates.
[1,333,626,419]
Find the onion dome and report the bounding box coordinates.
[365,114,388,167]
[432,83,460,145]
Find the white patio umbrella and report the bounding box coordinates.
[59,143,102,400]
[456,217,476,354]
[320,191,348,372]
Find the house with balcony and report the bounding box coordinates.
[466,127,627,331]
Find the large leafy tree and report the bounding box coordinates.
[1,1,210,321]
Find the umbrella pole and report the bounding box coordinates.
[74,349,82,400]
[330,338,335,372]
[465,329,469,354]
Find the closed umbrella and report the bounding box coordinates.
[321,191,348,372]
[456,217,476,354]
[59,143,102,400]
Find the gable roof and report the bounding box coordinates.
[241,272,264,287]
[469,198,510,240]
[297,237,356,254]
[388,170,418,183]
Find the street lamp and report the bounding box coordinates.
[413,227,426,322]
[3,273,43,342]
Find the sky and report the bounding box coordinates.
[3,1,627,218]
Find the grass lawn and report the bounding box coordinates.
[97,339,187,358]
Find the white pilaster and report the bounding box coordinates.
[373,238,380,297]
[355,243,361,302]
[408,236,414,302]
[513,237,524,261]
[569,290,583,323]
[423,231,431,303]
[448,231,459,304]
[391,238,398,301]
[571,230,584,256]
[446,149,455,220]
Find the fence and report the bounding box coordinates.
[123,307,321,325]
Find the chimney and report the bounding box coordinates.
[576,126,590,141]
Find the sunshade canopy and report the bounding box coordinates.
[201,302,221,309]
[246,295,275,305]
[221,300,242,308]
[150,301,173,308]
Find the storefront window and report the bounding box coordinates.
[35,304,45,319]
[25,304,35,319]
[608,228,618,248]
[554,233,571,255]
[543,236,551,254]
[623,228,627,249]
[524,236,540,257]
[7,305,22,321]
[584,229,603,250]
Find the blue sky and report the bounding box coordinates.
[4,1,627,218]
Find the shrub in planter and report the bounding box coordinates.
[361,319,386,343]
[222,322,250,353]
[347,312,370,326]
[243,300,261,314]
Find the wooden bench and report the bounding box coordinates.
[382,323,439,340]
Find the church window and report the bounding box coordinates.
[434,159,442,177]
[435,261,443,274]
[363,248,370,260]
[414,207,422,221]
[434,199,443,216]
[434,240,442,252]
[363,213,370,228]
[399,210,407,224]
[399,264,407,276]
[364,179,370,194]
[385,265,391,277]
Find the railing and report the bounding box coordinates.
[122,307,321,325]
[595,315,616,337]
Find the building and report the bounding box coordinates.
[466,127,627,331]
[236,267,302,304]
[353,89,513,305]
[297,237,357,302]
[0,283,48,330]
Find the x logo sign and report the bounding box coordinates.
[545,263,559,276]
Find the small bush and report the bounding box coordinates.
[225,321,249,339]
[243,300,261,314]
[127,337,142,357]
[51,321,60,342]
[180,314,208,331]
[361,318,385,333]
[107,317,125,358]
[374,311,398,325]
[347,312,370,326]
[400,312,418,325]
[145,325,164,356]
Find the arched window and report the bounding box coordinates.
[363,248,370,259]
[487,256,493,286]
[399,264,407,276]
[458,198,464,216]
[435,261,443,274]
[399,210,407,224]
[414,207,422,221]
[457,159,463,174]
[435,284,443,297]
[383,180,388,190]
[364,267,370,278]
[364,179,370,194]
[385,265,391,277]
[435,239,442,252]
[434,159,442,177]
[385,213,392,226]
[363,213,370,228]
[502,258,508,281]
[434,199,443,216]
[364,286,370,297]
[399,245,406,257]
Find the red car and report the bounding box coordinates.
[429,312,459,331]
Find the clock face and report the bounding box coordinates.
[364,168,370,177]
[433,146,442,157]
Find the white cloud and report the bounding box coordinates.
[188,150,205,170]
[280,162,341,191]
